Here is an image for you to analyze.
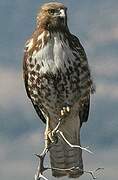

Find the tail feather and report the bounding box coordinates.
[50,138,83,178]
[49,113,83,178]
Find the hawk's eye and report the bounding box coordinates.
[48,9,55,15]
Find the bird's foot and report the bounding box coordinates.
[60,105,71,118]
[45,129,58,147]
[46,106,71,144]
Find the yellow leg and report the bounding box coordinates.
[44,105,71,148]
[44,117,57,148]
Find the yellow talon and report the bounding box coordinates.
[60,106,71,117]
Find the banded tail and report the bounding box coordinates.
[49,112,83,178]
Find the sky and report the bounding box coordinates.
[0,0,118,180]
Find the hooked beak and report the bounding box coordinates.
[59,9,66,18]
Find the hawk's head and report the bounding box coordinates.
[36,2,68,31]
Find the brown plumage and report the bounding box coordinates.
[23,2,95,178]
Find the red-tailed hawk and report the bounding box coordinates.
[23,2,94,178]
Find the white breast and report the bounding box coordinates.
[32,32,75,74]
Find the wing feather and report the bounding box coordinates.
[68,34,94,126]
[23,49,46,123]
[79,96,90,127]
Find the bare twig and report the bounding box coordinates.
[84,167,104,179]
[47,166,104,179]
[34,117,103,180]
[57,130,93,154]
[34,147,48,180]
[49,117,93,154]
[35,157,104,180]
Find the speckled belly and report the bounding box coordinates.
[27,65,81,116]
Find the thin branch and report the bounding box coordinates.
[57,130,93,154]
[84,167,104,179]
[35,174,48,180]
[47,166,104,179]
[35,162,104,180]
[34,118,103,180]
[34,147,49,180]
[50,118,93,154]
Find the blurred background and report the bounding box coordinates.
[0,0,118,179]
